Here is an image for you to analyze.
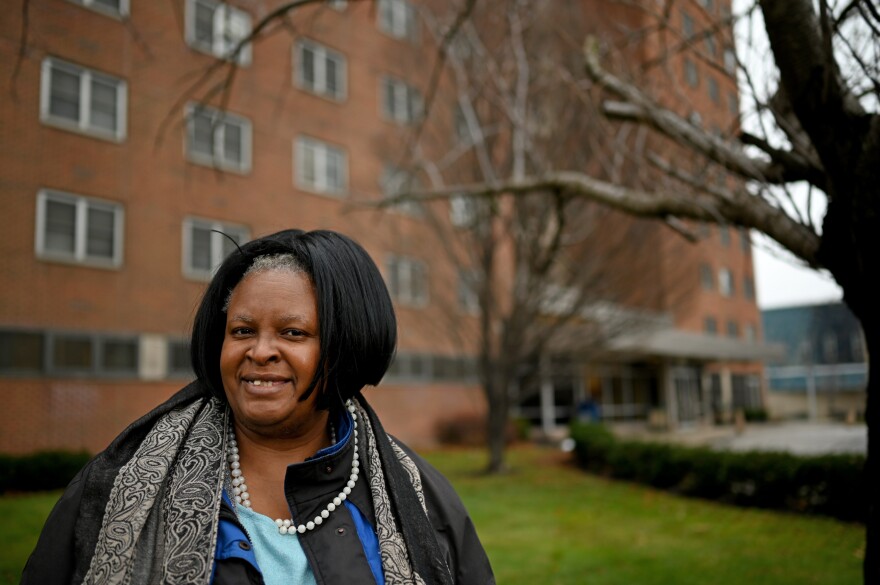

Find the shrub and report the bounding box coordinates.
[743,408,769,422]
[0,450,91,494]
[570,422,865,523]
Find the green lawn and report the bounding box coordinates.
[1,446,863,584]
[424,446,863,585]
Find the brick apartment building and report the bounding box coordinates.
[0,0,768,454]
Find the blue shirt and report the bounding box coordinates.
[213,407,385,585]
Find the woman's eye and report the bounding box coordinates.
[231,327,253,335]
[283,329,305,337]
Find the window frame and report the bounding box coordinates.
[35,189,125,269]
[377,0,417,41]
[40,57,128,142]
[184,0,253,66]
[704,316,718,336]
[718,267,734,297]
[293,38,347,101]
[45,331,140,378]
[683,58,699,88]
[294,135,348,196]
[381,76,422,125]
[185,103,253,173]
[182,216,250,281]
[386,254,429,307]
[69,0,130,18]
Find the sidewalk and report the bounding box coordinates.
[608,421,867,456]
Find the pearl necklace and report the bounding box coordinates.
[227,400,360,535]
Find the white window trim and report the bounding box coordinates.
[386,254,429,307]
[294,136,348,196]
[185,103,253,173]
[450,194,478,228]
[40,57,128,142]
[381,76,422,124]
[184,0,253,66]
[718,267,733,297]
[293,38,347,101]
[69,0,130,18]
[377,0,416,40]
[35,189,125,269]
[182,217,249,281]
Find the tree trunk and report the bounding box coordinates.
[485,368,510,473]
[858,308,880,582]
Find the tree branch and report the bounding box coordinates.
[382,170,821,266]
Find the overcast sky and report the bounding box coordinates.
[752,237,843,309]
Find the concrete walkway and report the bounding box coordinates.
[710,422,867,456]
[610,421,867,456]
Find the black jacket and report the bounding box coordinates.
[21,384,495,585]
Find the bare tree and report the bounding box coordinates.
[390,0,879,578]
[373,0,677,473]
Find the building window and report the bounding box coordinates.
[823,333,839,362]
[739,227,751,253]
[719,225,731,246]
[705,35,717,57]
[0,330,44,374]
[381,76,423,124]
[744,324,757,343]
[183,217,249,280]
[294,39,347,101]
[294,136,347,195]
[851,332,864,362]
[328,0,347,9]
[743,275,755,301]
[726,320,738,338]
[708,76,720,103]
[69,0,129,17]
[727,92,738,116]
[699,263,714,291]
[49,333,139,376]
[681,11,695,38]
[186,104,252,173]
[724,47,737,74]
[386,255,428,306]
[377,0,417,41]
[450,195,479,228]
[458,270,480,313]
[185,0,252,65]
[36,190,124,268]
[704,316,718,335]
[718,267,734,297]
[454,104,470,143]
[40,57,127,141]
[380,165,423,216]
[684,58,699,88]
[168,339,194,378]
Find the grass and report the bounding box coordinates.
[423,446,863,585]
[0,446,863,584]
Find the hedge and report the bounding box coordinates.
[0,451,91,494]
[570,422,866,523]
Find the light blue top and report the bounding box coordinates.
[237,505,316,585]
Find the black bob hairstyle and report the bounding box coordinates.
[190,229,397,409]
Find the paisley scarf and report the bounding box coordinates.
[81,394,452,585]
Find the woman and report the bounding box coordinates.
[22,229,495,585]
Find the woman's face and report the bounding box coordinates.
[220,269,324,439]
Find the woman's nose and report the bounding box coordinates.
[248,333,279,363]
